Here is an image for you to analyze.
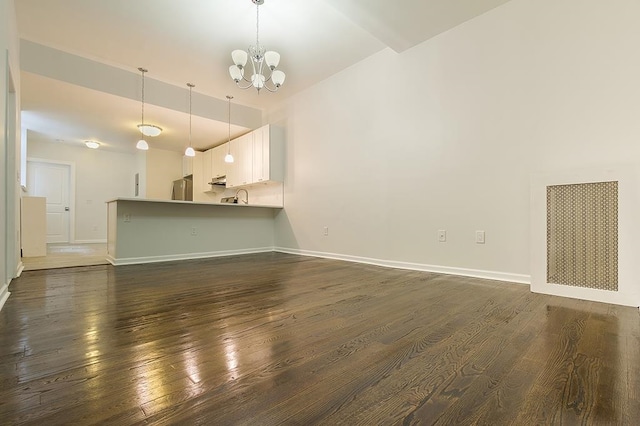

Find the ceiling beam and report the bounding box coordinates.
[20,40,262,130]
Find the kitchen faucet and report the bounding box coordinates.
[234,189,249,204]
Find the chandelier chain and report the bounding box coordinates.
[256,2,260,50]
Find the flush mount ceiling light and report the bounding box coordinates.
[85,140,100,149]
[224,95,234,163]
[138,124,162,137]
[229,0,286,93]
[184,83,196,157]
[136,67,162,150]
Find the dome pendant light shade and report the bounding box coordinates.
[184,83,196,157]
[232,50,248,67]
[136,139,149,150]
[224,95,234,164]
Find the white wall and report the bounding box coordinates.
[27,139,138,242]
[145,148,182,200]
[269,0,640,282]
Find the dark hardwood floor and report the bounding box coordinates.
[0,253,638,425]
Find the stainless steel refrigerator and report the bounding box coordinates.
[171,178,193,201]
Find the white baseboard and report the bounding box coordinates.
[107,247,275,266]
[106,244,530,285]
[16,262,24,277]
[0,283,10,312]
[274,247,531,285]
[73,239,107,244]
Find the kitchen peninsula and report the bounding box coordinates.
[106,198,282,265]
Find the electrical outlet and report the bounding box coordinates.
[123,213,131,222]
[438,230,447,242]
[475,230,485,244]
[323,226,329,236]
[191,227,197,236]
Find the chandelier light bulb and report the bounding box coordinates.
[264,51,280,69]
[232,50,248,67]
[251,73,266,89]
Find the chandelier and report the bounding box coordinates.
[229,0,285,93]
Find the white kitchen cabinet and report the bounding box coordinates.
[222,125,284,189]
[226,132,253,188]
[201,148,213,192]
[252,124,284,184]
[211,144,227,179]
[182,155,193,177]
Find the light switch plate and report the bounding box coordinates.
[475,230,485,244]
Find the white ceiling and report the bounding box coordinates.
[16,0,512,153]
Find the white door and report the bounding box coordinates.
[27,161,71,243]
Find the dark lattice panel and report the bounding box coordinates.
[546,181,618,291]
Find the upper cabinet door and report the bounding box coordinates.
[253,125,268,183]
[182,155,193,177]
[212,144,227,179]
[201,149,213,192]
[226,133,252,188]
[239,132,254,187]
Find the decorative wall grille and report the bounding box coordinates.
[546,181,618,291]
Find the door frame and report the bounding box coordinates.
[26,157,76,244]
[530,166,640,307]
[4,54,19,287]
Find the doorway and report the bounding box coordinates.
[26,159,74,243]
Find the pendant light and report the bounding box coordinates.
[136,67,149,150]
[184,83,196,157]
[224,95,234,163]
[135,67,163,150]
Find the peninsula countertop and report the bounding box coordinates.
[106,197,283,209]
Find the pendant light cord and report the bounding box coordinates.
[187,83,194,147]
[138,67,147,127]
[226,95,233,155]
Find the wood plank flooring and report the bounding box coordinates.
[0,253,638,425]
